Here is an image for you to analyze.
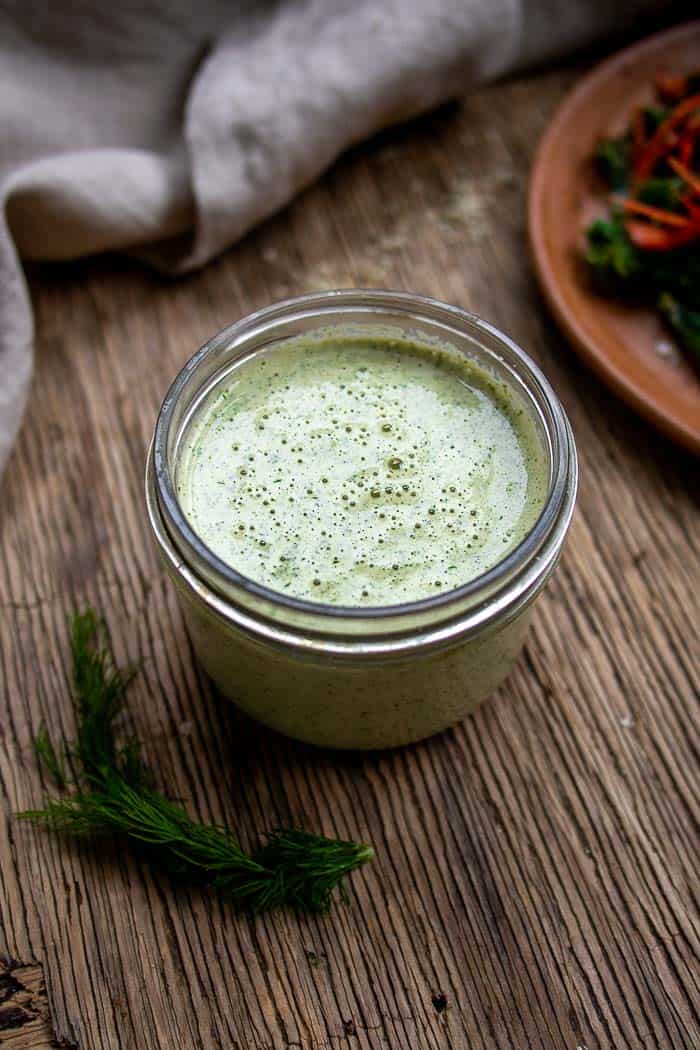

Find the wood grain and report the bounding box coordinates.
[1,66,699,1049]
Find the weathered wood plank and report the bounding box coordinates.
[0,66,698,1049]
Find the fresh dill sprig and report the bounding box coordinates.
[20,610,372,913]
[34,724,68,789]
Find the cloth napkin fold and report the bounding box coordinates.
[0,0,670,472]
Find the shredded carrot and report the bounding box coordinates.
[621,198,689,226]
[668,156,700,196]
[634,92,700,180]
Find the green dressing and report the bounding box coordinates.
[177,336,548,606]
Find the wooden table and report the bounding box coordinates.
[1,62,698,1050]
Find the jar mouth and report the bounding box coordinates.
[151,290,577,636]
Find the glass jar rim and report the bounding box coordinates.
[151,290,577,637]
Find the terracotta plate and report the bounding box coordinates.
[529,21,700,455]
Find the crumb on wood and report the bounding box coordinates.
[305,949,326,969]
[432,992,448,1014]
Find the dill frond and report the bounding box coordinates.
[20,610,372,913]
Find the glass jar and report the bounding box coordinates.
[146,290,577,749]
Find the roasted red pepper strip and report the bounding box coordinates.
[626,216,700,250]
[679,133,694,167]
[634,92,700,180]
[681,192,700,218]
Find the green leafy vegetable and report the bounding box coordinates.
[20,610,373,913]
[636,176,684,211]
[586,214,700,310]
[586,214,640,287]
[641,105,670,136]
[595,135,631,191]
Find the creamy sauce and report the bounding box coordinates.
[177,336,548,606]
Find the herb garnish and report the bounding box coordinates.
[20,610,372,913]
[585,71,700,363]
